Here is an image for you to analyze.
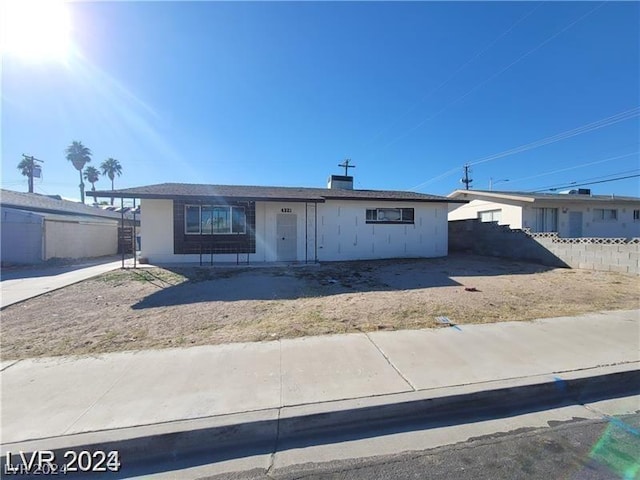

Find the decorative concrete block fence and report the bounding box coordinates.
[449,219,639,275]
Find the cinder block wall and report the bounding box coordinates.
[449,219,639,275]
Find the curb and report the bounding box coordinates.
[2,368,638,477]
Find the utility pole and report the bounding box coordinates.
[338,158,356,176]
[461,164,473,190]
[22,154,44,193]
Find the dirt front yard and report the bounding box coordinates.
[2,254,638,360]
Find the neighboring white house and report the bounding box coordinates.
[447,189,640,238]
[91,176,464,264]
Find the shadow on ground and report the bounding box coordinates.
[131,254,558,309]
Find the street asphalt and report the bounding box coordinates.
[202,413,640,480]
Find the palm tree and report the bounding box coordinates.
[83,166,100,191]
[17,157,32,177]
[100,157,123,205]
[65,141,92,203]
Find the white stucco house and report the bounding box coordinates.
[447,189,640,238]
[91,176,465,264]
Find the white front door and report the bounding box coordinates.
[276,214,297,261]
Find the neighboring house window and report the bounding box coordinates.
[593,208,618,222]
[532,207,558,232]
[634,209,640,221]
[478,209,501,223]
[185,205,246,234]
[365,208,414,224]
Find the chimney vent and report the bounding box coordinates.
[327,175,354,190]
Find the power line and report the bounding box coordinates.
[531,174,640,192]
[526,168,640,191]
[504,150,639,185]
[359,2,544,151]
[408,107,639,190]
[468,108,639,168]
[383,1,606,151]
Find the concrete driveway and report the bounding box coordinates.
[0,256,132,309]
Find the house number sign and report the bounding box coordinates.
[281,208,292,213]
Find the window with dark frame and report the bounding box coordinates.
[633,209,639,221]
[365,208,414,224]
[185,205,246,234]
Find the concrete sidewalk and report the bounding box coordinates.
[1,309,638,450]
[0,257,134,309]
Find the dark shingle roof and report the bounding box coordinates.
[0,189,128,220]
[448,189,640,204]
[90,183,464,203]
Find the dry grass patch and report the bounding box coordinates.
[1,254,638,360]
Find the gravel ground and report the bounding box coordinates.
[1,253,638,360]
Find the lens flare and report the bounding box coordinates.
[0,0,72,62]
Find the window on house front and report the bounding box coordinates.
[185,205,201,233]
[365,208,414,224]
[532,207,558,232]
[232,207,246,233]
[634,209,640,221]
[593,208,618,222]
[479,209,502,223]
[185,205,246,234]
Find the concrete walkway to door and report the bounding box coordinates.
[0,256,134,309]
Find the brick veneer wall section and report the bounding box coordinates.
[448,219,639,275]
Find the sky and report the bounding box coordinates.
[1,1,639,203]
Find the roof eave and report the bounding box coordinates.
[1,202,124,221]
[89,191,326,203]
[448,190,535,203]
[90,190,460,203]
[323,195,466,203]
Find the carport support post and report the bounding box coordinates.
[305,202,308,264]
[121,197,125,268]
[133,198,137,269]
[199,200,203,267]
[210,206,213,266]
[314,201,318,263]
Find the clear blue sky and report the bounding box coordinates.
[2,1,639,202]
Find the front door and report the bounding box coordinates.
[276,214,297,261]
[568,211,583,237]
